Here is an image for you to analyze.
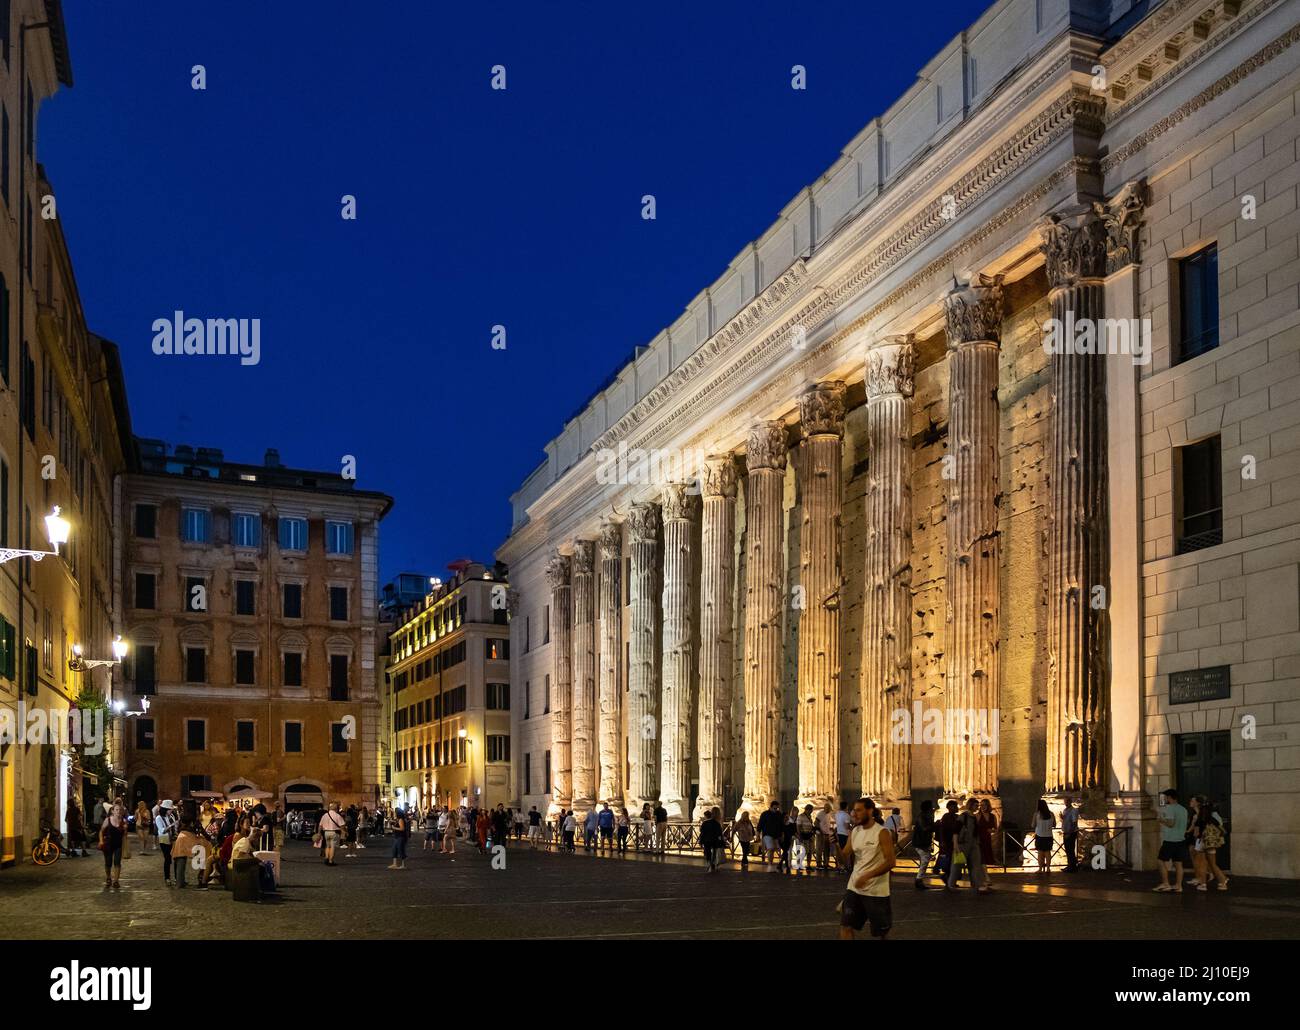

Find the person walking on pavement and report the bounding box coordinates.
[319,802,347,866]
[834,801,853,872]
[598,803,615,852]
[1154,788,1190,892]
[837,798,896,940]
[388,807,409,869]
[977,798,998,882]
[734,810,755,867]
[756,801,782,866]
[1031,799,1056,873]
[653,802,669,853]
[1060,796,1080,872]
[911,800,935,888]
[616,807,631,853]
[583,807,599,852]
[99,804,127,890]
[949,798,990,893]
[156,800,178,885]
[700,807,724,872]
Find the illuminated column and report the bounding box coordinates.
[693,455,737,822]
[740,420,788,816]
[625,501,661,813]
[597,519,623,805]
[943,275,1004,798]
[1040,208,1111,794]
[659,483,698,820]
[794,382,845,810]
[545,552,573,812]
[861,338,915,803]
[570,539,597,814]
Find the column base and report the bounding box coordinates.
[737,794,776,822]
[691,797,720,823]
[1101,790,1158,872]
[659,797,688,821]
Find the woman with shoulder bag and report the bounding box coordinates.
[155,801,178,886]
[1192,796,1229,891]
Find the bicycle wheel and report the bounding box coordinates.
[31,840,61,866]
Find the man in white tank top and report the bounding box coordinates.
[836,797,897,940]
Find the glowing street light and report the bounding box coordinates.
[69,636,129,673]
[0,507,71,564]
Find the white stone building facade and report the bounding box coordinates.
[499,0,1300,878]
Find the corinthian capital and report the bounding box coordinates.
[571,539,595,577]
[797,381,846,438]
[944,274,1005,348]
[1095,179,1147,275]
[865,336,915,401]
[701,455,738,499]
[746,420,788,472]
[661,482,700,523]
[598,519,622,561]
[627,501,660,544]
[545,551,571,591]
[1038,207,1108,289]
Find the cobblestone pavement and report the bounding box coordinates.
[1,835,1296,940]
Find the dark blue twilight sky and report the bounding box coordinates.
[41,0,989,583]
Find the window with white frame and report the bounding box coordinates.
[181,507,210,543]
[325,520,354,555]
[232,511,261,548]
[278,516,307,551]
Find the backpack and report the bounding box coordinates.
[957,813,979,854]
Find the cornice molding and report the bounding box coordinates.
[1103,19,1300,173]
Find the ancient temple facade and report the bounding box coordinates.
[500,0,1300,878]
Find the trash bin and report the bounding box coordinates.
[230,857,262,903]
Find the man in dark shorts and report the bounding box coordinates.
[1154,788,1190,892]
[837,797,896,940]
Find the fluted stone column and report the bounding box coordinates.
[597,519,624,806]
[694,456,738,821]
[545,553,573,812]
[1040,207,1111,794]
[861,339,915,803]
[625,502,661,813]
[943,275,1004,798]
[570,539,597,814]
[740,421,788,816]
[794,382,846,810]
[659,484,699,819]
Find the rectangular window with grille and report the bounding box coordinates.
[1176,436,1222,555]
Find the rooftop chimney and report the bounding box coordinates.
[264,448,282,468]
